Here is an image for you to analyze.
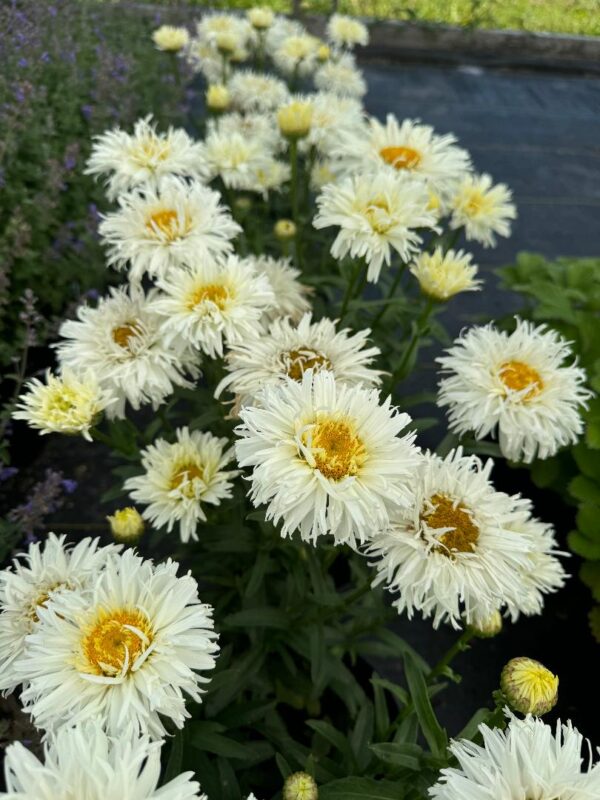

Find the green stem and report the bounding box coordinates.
[289,139,303,269]
[388,295,435,390]
[444,227,462,252]
[427,628,475,684]
[371,262,407,330]
[339,259,365,322]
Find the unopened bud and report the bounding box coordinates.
[284,772,318,800]
[500,657,558,716]
[274,219,297,240]
[108,507,145,544]
[277,101,313,140]
[206,84,230,112]
[469,609,503,639]
[248,7,274,30]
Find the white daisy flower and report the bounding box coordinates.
[367,449,566,629]
[208,111,284,154]
[243,255,312,323]
[235,369,420,547]
[247,7,275,31]
[151,255,274,358]
[310,158,344,191]
[0,534,120,695]
[264,17,305,53]
[12,368,114,441]
[248,157,291,198]
[273,33,320,76]
[302,92,364,157]
[19,549,219,739]
[200,127,273,190]
[429,713,600,800]
[313,169,438,282]
[152,25,190,53]
[98,177,240,283]
[409,246,482,301]
[450,171,517,247]
[334,115,471,194]
[437,319,592,463]
[228,70,289,113]
[186,37,223,84]
[2,721,206,799]
[314,54,367,98]
[85,116,207,201]
[56,286,200,419]
[124,427,238,543]
[326,14,369,49]
[196,11,254,52]
[216,313,382,407]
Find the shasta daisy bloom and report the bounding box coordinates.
[85,116,207,201]
[247,7,275,30]
[2,721,206,799]
[12,368,113,441]
[409,246,481,301]
[56,286,200,419]
[311,158,343,190]
[152,25,190,53]
[124,427,238,543]
[302,92,364,157]
[151,256,274,358]
[208,111,284,154]
[186,37,222,83]
[200,127,273,190]
[429,713,600,800]
[216,313,382,407]
[206,83,231,112]
[313,169,438,282]
[249,157,291,198]
[314,54,366,98]
[244,255,312,323]
[228,70,289,113]
[367,448,566,629]
[273,33,320,76]
[450,172,516,246]
[0,534,120,695]
[437,318,592,463]
[98,177,241,283]
[19,549,219,739]
[235,369,420,547]
[326,14,369,49]
[334,115,471,194]
[196,12,254,52]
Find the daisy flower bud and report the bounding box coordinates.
[277,100,313,140]
[469,609,503,638]
[284,772,318,800]
[247,7,274,30]
[206,84,231,112]
[274,218,297,240]
[152,25,190,53]
[317,43,331,62]
[326,14,369,49]
[500,657,559,716]
[107,507,145,545]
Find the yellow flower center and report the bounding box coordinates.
[284,348,332,381]
[112,321,142,350]
[146,208,186,241]
[28,581,69,622]
[187,283,230,310]
[461,188,493,217]
[423,493,479,555]
[170,461,204,498]
[303,416,366,481]
[47,388,79,414]
[500,360,544,400]
[81,607,154,677]
[380,145,421,170]
[365,198,393,234]
[132,136,171,168]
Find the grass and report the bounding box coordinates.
[153,0,600,37]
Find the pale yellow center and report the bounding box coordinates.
[423,493,479,555]
[500,360,544,400]
[380,145,421,170]
[146,208,185,241]
[304,417,366,481]
[284,349,332,381]
[81,607,153,677]
[112,321,141,350]
[170,461,204,498]
[461,187,493,217]
[365,198,394,234]
[28,581,68,622]
[132,137,171,168]
[187,283,230,310]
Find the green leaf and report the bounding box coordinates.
[319,777,406,799]
[403,652,448,758]
[456,707,492,740]
[163,730,184,784]
[568,531,600,560]
[371,674,390,741]
[568,475,600,505]
[577,504,600,539]
[244,551,270,598]
[222,607,289,629]
[369,741,422,770]
[189,723,250,760]
[580,561,600,602]
[307,720,355,767]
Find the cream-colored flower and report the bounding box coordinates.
[242,254,311,323]
[85,116,206,201]
[196,12,254,54]
[56,286,200,419]
[206,84,231,111]
[277,99,313,140]
[314,53,366,98]
[326,14,369,49]
[151,255,274,358]
[450,172,517,247]
[0,534,121,695]
[248,7,275,30]
[273,33,320,76]
[13,368,113,440]
[107,507,145,544]
[152,25,190,53]
[249,157,291,198]
[410,246,481,301]
[216,313,382,407]
[437,319,592,462]
[313,169,437,282]
[208,111,284,154]
[235,369,420,547]
[125,427,238,543]
[186,37,222,83]
[367,448,566,629]
[228,70,289,113]
[200,126,273,190]
[334,114,471,195]
[2,722,206,799]
[98,177,240,283]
